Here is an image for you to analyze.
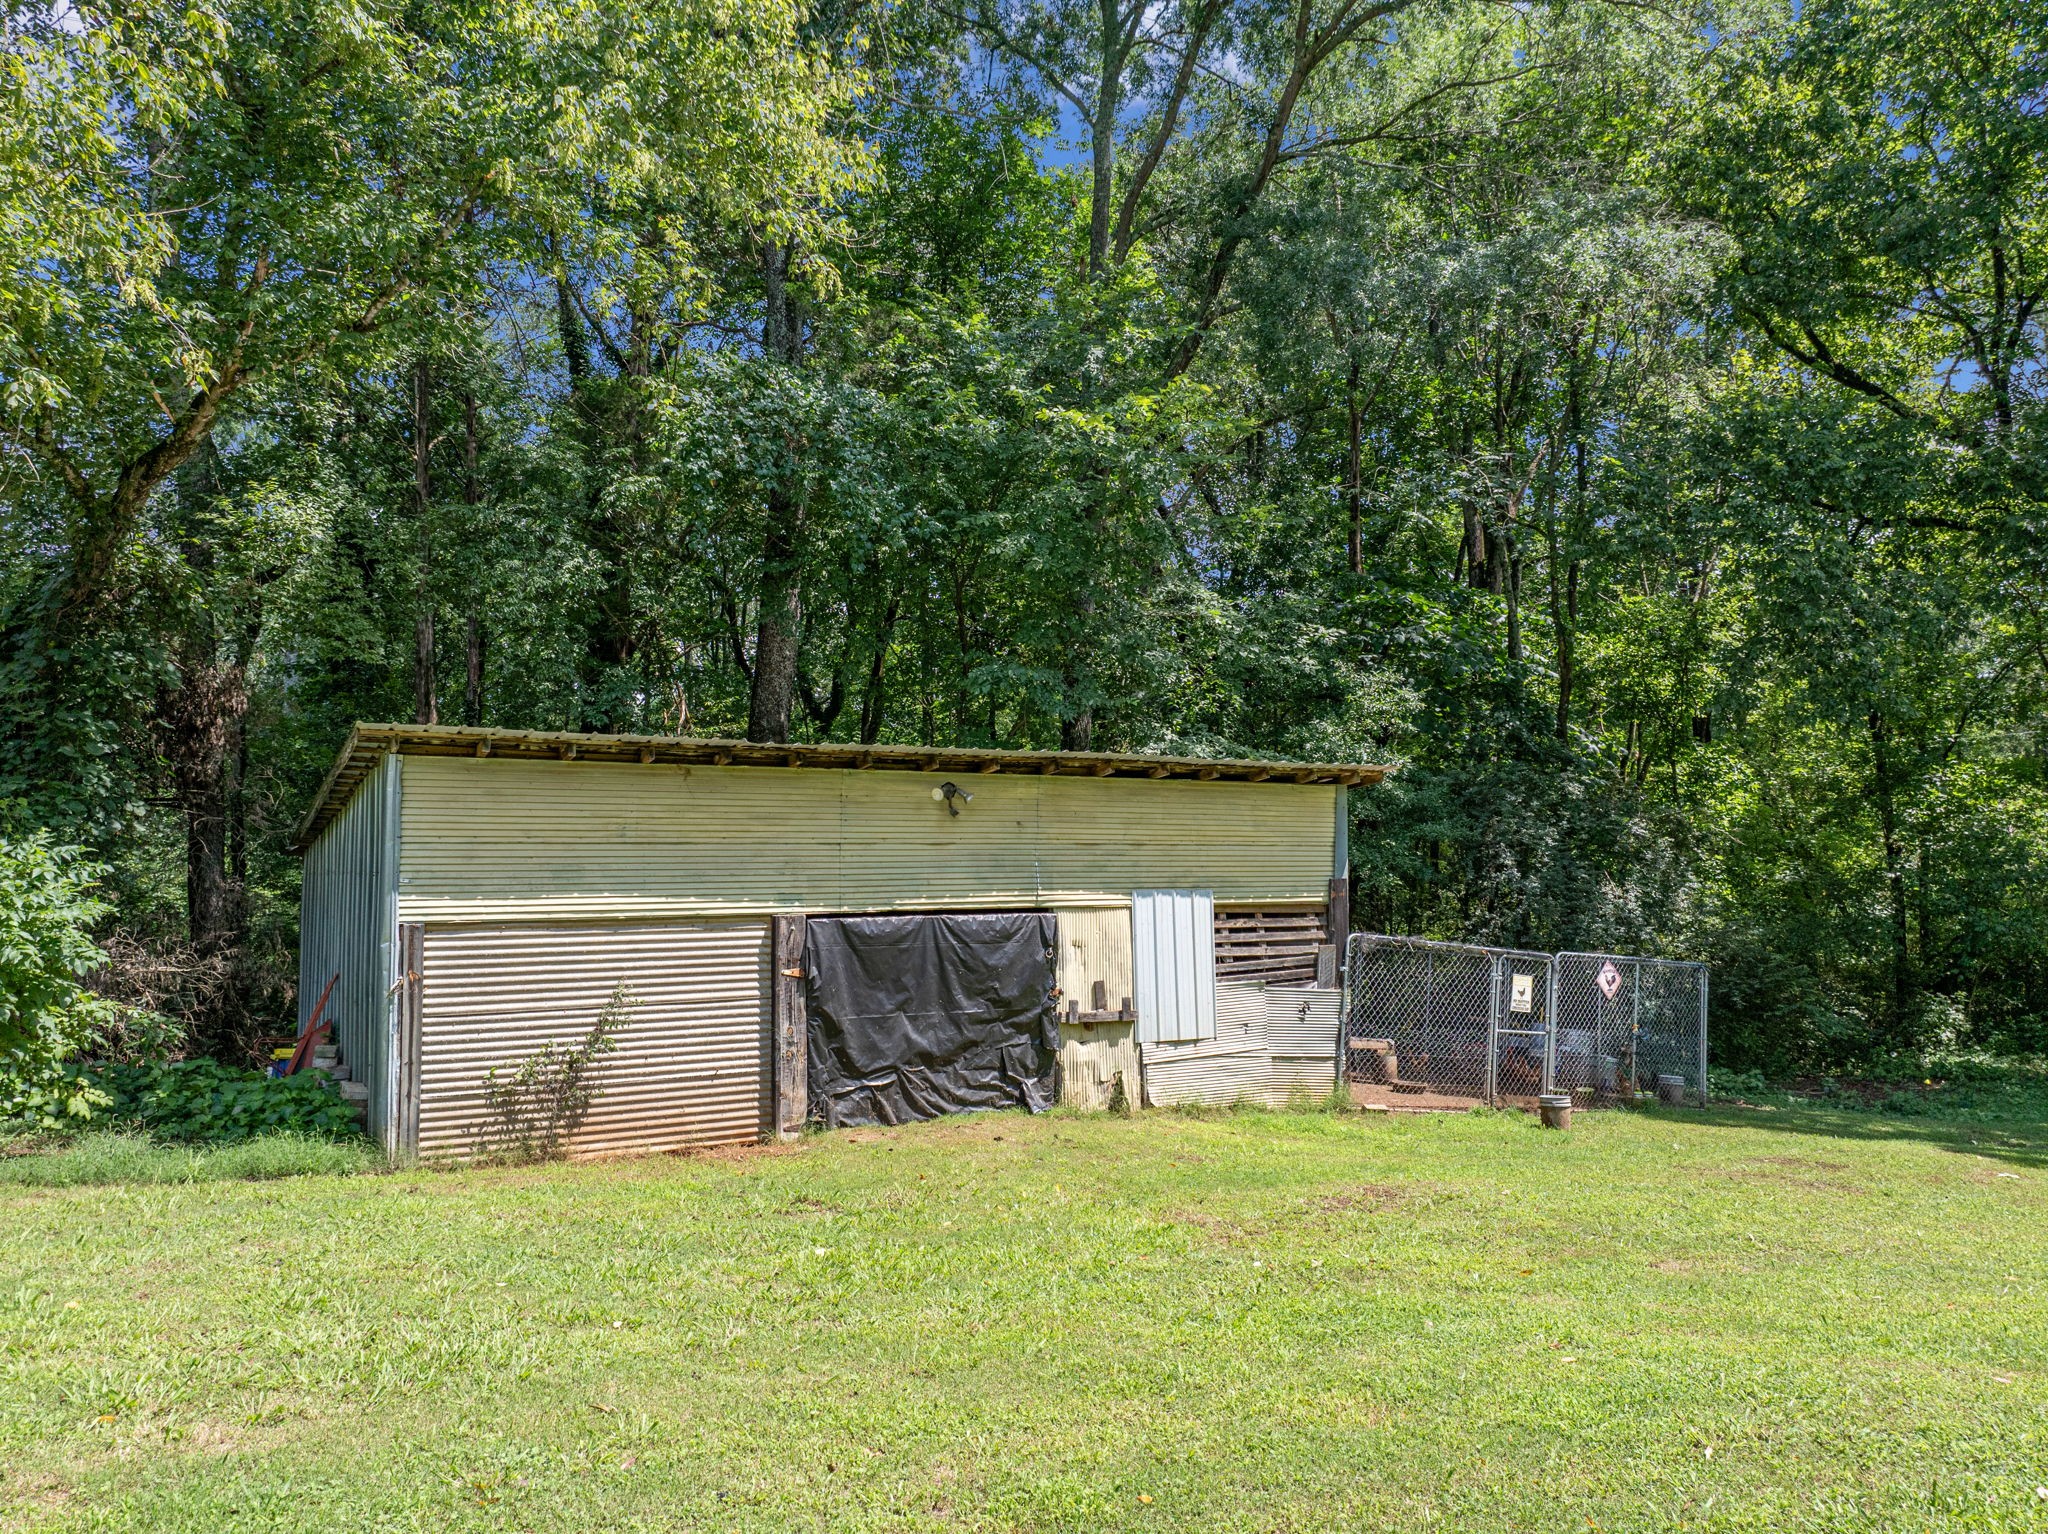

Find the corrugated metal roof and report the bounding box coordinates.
[295,722,1391,850]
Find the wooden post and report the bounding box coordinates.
[1326,875,1351,985]
[771,914,808,1140]
[396,923,424,1158]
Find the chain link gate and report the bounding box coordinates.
[1343,935,1708,1109]
[1342,935,1557,1107]
[1551,953,1709,1107]
[1490,949,1553,1102]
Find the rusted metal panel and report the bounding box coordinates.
[1053,908,1139,1110]
[297,751,400,1150]
[415,920,771,1159]
[1055,908,1132,1012]
[394,758,1341,925]
[1057,1021,1140,1110]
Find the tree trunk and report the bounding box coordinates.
[859,594,901,745]
[1345,355,1363,574]
[1553,558,1579,739]
[747,239,804,744]
[461,390,484,725]
[464,613,483,726]
[413,359,438,726]
[1868,710,1915,1034]
[1505,538,1522,661]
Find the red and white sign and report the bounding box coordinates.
[1596,960,1624,1000]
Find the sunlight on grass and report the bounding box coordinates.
[1,1103,2043,1531]
[0,1130,379,1187]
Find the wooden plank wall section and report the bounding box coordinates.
[1213,907,1330,986]
[772,914,808,1139]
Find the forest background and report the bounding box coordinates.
[2,0,2043,1080]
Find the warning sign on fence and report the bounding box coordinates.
[1509,973,1534,1013]
[1596,960,1624,1000]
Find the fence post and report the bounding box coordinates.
[1630,961,1642,1095]
[1542,956,1558,1096]
[1484,956,1502,1106]
[1697,965,1710,1107]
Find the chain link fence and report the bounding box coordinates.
[1341,935,1495,1101]
[1343,934,1707,1109]
[1552,952,1710,1107]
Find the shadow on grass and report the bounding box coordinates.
[1680,1101,2048,1170]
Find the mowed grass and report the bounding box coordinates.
[3,1103,2046,1533]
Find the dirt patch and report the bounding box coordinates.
[1168,1185,1409,1246]
[1727,1159,1867,1195]
[1170,1209,1253,1246]
[1308,1185,1408,1216]
[781,1195,842,1217]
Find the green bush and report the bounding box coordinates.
[0,833,126,1132]
[89,1060,366,1143]
[0,1130,378,1186]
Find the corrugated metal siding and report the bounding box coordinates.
[1057,1022,1140,1110]
[416,921,770,1159]
[298,752,399,1148]
[395,759,1336,923]
[1056,907,1133,1010]
[1053,907,1140,1110]
[1143,980,1340,1108]
[1132,890,1216,1044]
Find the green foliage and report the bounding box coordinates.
[1709,1056,2048,1126]
[0,833,110,1053]
[88,1060,366,1144]
[3,0,2044,1079]
[0,1129,377,1186]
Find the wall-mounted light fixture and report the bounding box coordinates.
[932,781,973,817]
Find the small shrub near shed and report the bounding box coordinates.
[88,1060,366,1143]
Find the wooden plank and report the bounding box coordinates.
[771,914,808,1139]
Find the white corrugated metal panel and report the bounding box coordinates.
[1141,980,1339,1108]
[1264,985,1343,1059]
[1132,890,1216,1045]
[1142,1037,1267,1106]
[416,921,770,1159]
[396,758,1337,923]
[298,752,399,1149]
[1215,979,1266,1037]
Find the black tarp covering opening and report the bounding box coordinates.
[805,912,1058,1129]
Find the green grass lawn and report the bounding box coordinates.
[3,1102,2045,1533]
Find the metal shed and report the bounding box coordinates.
[293,724,1385,1157]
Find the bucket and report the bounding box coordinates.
[1538,1093,1573,1130]
[1656,1073,1688,1107]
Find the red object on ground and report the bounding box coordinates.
[284,974,340,1076]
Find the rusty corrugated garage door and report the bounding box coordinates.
[415,921,771,1158]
